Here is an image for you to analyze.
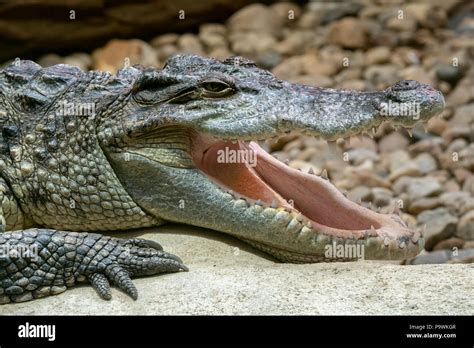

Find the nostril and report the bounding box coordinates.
[392,80,419,91]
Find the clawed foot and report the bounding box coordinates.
[87,237,188,301]
[0,230,188,303]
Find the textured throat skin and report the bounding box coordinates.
[0,55,445,303]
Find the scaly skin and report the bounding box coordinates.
[0,229,186,304]
[0,55,444,303]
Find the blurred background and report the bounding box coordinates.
[0,0,473,264]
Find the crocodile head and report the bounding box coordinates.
[101,55,445,262]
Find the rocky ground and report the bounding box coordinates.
[2,1,473,265]
[2,224,472,315]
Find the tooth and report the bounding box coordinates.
[295,213,304,222]
[320,169,328,180]
[255,199,263,206]
[411,229,420,243]
[370,225,376,232]
[231,139,238,144]
[384,238,390,246]
[399,241,406,249]
[372,127,376,136]
[308,167,315,175]
[342,191,348,197]
[270,200,278,208]
[283,159,289,165]
[406,129,413,137]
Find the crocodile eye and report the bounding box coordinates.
[202,81,228,92]
[200,79,234,98]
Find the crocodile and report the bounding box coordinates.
[0,55,445,303]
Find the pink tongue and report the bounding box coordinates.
[249,141,382,230]
[199,140,286,203]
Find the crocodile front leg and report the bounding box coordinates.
[0,229,188,303]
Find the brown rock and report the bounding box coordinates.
[327,18,369,49]
[199,23,227,37]
[269,2,301,25]
[227,4,281,37]
[346,136,378,152]
[450,103,474,126]
[295,147,318,162]
[297,11,321,29]
[37,54,63,67]
[405,3,447,29]
[453,168,471,184]
[92,39,158,73]
[275,31,307,55]
[199,25,228,50]
[433,237,465,251]
[389,162,421,182]
[447,75,474,107]
[426,117,448,135]
[406,177,442,201]
[408,197,440,214]
[462,175,474,196]
[347,186,372,203]
[372,187,393,207]
[456,210,474,241]
[365,47,391,65]
[463,241,474,249]
[150,33,179,47]
[63,53,92,71]
[378,131,410,153]
[301,53,341,77]
[442,126,473,142]
[363,64,400,88]
[443,179,461,193]
[417,208,458,251]
[408,138,444,157]
[272,56,304,80]
[335,66,363,83]
[230,32,276,60]
[392,176,413,195]
[385,13,417,32]
[400,66,435,86]
[439,191,474,215]
[156,44,178,62]
[413,153,438,174]
[177,34,205,56]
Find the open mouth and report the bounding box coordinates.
[192,135,420,245]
